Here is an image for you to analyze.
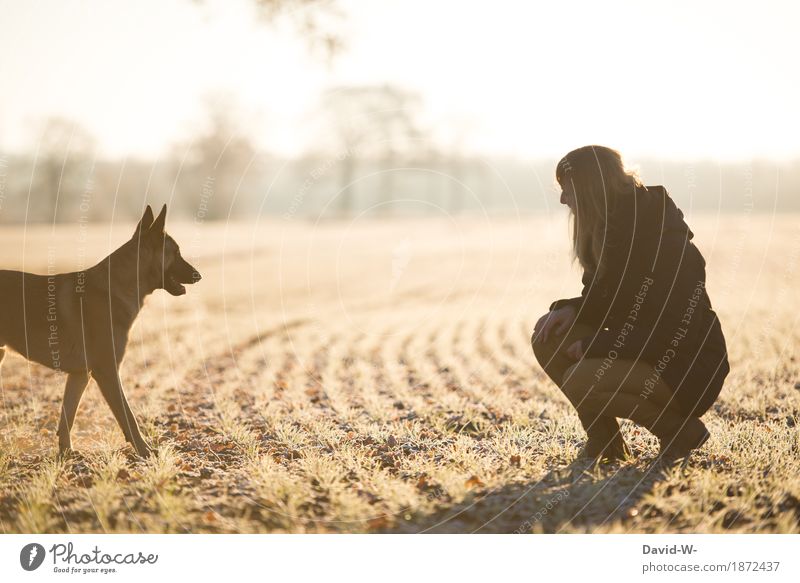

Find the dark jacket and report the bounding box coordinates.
[549,184,730,417]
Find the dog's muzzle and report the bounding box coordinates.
[164,262,201,296]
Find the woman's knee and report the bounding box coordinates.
[532,335,573,385]
[560,360,600,403]
[531,331,555,365]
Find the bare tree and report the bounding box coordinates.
[34,117,96,223]
[172,95,257,220]
[253,0,346,61]
[193,0,346,62]
[321,85,424,216]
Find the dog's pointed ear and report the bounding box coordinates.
[133,205,154,239]
[149,204,167,236]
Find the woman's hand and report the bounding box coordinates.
[533,305,577,344]
[565,339,585,361]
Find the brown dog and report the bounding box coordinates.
[0,205,200,457]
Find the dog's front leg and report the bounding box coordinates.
[57,371,90,455]
[91,367,153,458]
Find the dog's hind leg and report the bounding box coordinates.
[91,367,153,458]
[56,371,90,456]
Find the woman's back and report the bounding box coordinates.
[575,184,729,417]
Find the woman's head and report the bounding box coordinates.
[555,145,643,275]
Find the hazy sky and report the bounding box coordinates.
[1,0,798,160]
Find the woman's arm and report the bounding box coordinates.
[549,270,601,325]
[549,295,582,312]
[551,204,638,329]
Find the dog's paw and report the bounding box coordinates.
[136,444,156,459]
[122,442,155,461]
[58,446,84,462]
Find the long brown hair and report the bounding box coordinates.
[556,145,643,277]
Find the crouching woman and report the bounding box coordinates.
[532,145,730,464]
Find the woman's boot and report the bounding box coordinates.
[655,417,710,463]
[575,414,631,462]
[576,392,708,462]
